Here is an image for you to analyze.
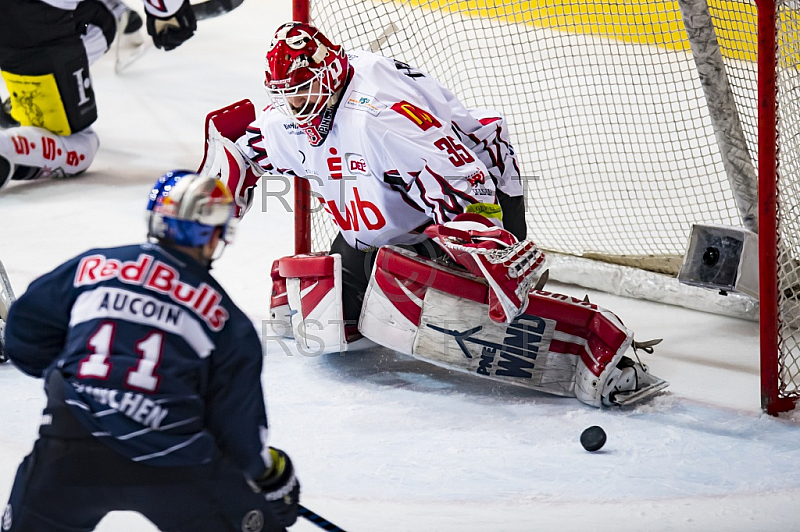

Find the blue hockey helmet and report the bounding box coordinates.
[146,170,234,248]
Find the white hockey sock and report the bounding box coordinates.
[0,127,99,178]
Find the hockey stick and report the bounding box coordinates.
[114,9,151,74]
[115,0,245,73]
[192,0,244,21]
[298,505,348,532]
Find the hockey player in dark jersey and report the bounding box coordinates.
[1,171,299,532]
[0,0,197,188]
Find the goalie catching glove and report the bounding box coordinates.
[425,213,546,323]
[255,447,300,528]
[197,100,262,218]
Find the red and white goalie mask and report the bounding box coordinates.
[264,22,349,130]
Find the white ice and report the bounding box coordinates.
[1,1,799,531]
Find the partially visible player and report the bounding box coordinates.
[0,0,198,188]
[199,22,668,407]
[1,171,299,531]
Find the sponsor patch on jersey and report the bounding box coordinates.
[390,101,442,131]
[282,122,304,135]
[73,253,229,331]
[345,153,370,175]
[344,91,386,116]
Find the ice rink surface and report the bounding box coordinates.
[1,1,799,530]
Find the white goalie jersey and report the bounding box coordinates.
[236,50,524,251]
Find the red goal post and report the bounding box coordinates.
[290,0,798,415]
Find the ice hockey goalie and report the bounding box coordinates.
[195,20,669,408]
[196,99,670,408]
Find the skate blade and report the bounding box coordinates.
[614,378,670,406]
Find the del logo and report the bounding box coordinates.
[390,101,441,131]
[427,314,555,379]
[321,188,386,231]
[345,153,369,175]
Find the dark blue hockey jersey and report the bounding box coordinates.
[5,243,271,480]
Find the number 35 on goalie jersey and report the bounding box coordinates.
[239,49,523,251]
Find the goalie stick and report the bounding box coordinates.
[0,260,16,363]
[115,0,245,73]
[192,0,244,20]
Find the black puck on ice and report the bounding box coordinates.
[580,426,607,452]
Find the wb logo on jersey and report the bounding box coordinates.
[427,314,555,379]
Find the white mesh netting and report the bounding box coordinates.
[301,0,800,405]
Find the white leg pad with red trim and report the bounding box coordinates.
[281,253,346,355]
[266,259,293,339]
[275,253,375,355]
[360,246,668,406]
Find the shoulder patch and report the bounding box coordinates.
[343,91,386,116]
[390,101,441,131]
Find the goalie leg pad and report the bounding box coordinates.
[360,247,576,397]
[281,253,345,355]
[279,253,374,355]
[266,259,293,339]
[361,246,664,405]
[359,245,488,355]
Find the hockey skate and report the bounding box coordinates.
[601,356,669,406]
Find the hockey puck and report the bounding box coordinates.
[580,426,607,452]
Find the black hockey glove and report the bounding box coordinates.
[256,447,300,528]
[146,0,197,51]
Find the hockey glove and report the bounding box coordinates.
[146,0,197,51]
[425,213,546,323]
[198,100,261,218]
[256,447,300,528]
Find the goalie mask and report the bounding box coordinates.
[146,171,235,254]
[264,22,349,143]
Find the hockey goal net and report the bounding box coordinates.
[292,0,800,414]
